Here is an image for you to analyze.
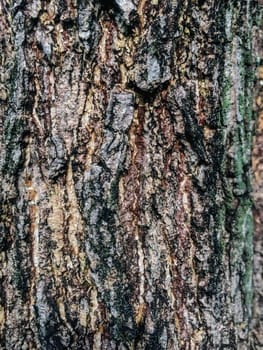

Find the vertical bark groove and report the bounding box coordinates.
[0,0,259,349]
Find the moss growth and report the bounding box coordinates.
[232,199,251,236]
[240,207,254,314]
[218,5,255,324]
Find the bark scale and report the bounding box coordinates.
[0,0,259,349]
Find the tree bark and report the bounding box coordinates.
[252,8,263,349]
[0,0,259,349]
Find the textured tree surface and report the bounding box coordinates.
[0,0,260,349]
[252,9,263,349]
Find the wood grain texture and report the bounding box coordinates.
[0,0,259,349]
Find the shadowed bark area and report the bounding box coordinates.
[0,0,259,349]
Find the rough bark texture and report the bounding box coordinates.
[252,4,263,348]
[0,0,259,349]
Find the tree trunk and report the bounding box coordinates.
[252,10,263,349]
[0,0,259,349]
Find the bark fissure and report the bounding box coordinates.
[0,0,259,349]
